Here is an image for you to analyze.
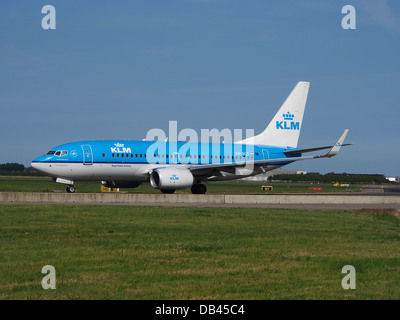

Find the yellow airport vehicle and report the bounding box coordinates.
[101,186,119,192]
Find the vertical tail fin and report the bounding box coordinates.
[238,81,310,148]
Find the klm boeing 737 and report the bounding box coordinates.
[31,82,350,194]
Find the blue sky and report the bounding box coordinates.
[1,0,399,176]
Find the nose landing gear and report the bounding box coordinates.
[66,185,76,193]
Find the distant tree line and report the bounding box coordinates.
[0,162,390,183]
[0,163,25,171]
[268,172,387,184]
[0,163,43,176]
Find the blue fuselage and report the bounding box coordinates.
[32,140,297,167]
[31,140,300,189]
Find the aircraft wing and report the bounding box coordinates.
[283,144,352,156]
[188,129,350,172]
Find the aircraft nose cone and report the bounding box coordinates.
[30,159,49,175]
[30,161,44,174]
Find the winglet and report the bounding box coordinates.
[316,129,349,158]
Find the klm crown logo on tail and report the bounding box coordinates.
[276,111,300,130]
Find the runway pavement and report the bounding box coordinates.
[1,191,400,212]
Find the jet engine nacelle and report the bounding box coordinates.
[150,168,194,190]
[101,181,140,188]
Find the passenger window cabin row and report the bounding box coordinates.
[102,153,254,161]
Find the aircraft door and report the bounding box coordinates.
[172,152,179,164]
[262,149,269,160]
[82,144,93,165]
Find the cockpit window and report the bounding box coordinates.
[48,150,68,157]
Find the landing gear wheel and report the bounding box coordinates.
[161,189,175,194]
[66,185,76,193]
[191,183,207,194]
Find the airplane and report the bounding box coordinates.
[31,81,350,194]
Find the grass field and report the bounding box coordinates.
[0,204,398,300]
[0,176,363,194]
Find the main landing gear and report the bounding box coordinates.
[161,189,175,194]
[66,185,76,193]
[191,183,207,194]
[159,184,207,194]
